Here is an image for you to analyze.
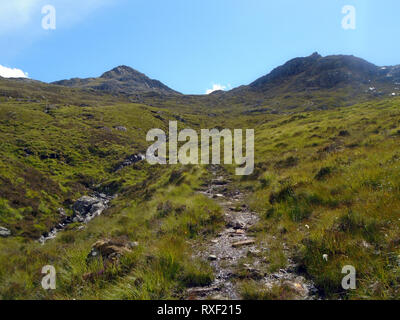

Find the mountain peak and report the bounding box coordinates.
[249,53,381,91]
[310,51,321,58]
[100,66,144,80]
[53,65,179,95]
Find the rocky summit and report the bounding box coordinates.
[52,65,179,96]
[249,52,400,91]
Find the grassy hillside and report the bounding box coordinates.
[0,99,154,237]
[0,88,223,299]
[237,97,400,299]
[1,75,400,299]
[0,164,224,299]
[0,94,215,238]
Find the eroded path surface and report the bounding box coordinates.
[187,166,317,300]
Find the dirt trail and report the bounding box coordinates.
[187,165,317,300]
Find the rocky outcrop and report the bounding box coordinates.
[39,193,112,244]
[114,153,145,171]
[38,153,145,244]
[72,195,109,223]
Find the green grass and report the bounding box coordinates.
[239,280,300,300]
[0,165,222,299]
[2,78,400,299]
[241,97,400,299]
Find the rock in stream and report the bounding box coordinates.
[39,193,113,244]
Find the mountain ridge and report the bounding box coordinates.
[48,53,400,97]
[3,53,400,113]
[247,52,400,92]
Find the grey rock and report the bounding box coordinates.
[90,202,106,215]
[114,153,145,171]
[57,208,67,218]
[73,196,101,216]
[227,219,246,230]
[40,193,111,243]
[0,227,11,237]
[248,248,261,255]
[114,126,127,132]
[73,215,84,223]
[128,241,139,249]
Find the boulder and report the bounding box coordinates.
[114,126,127,132]
[73,196,102,216]
[0,227,11,237]
[227,219,246,230]
[87,238,138,264]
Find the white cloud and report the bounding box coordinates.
[206,84,228,94]
[0,65,29,78]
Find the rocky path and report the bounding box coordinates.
[187,165,317,300]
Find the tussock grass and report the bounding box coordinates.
[0,165,222,299]
[2,81,400,299]
[242,98,400,299]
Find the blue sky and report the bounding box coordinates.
[1,0,400,94]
